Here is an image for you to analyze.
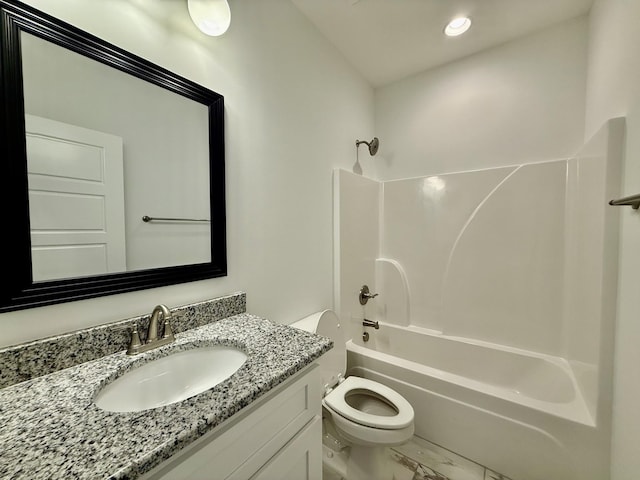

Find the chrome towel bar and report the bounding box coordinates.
[609,193,640,210]
[142,215,211,223]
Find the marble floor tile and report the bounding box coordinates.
[392,437,485,480]
[322,435,512,480]
[391,451,418,480]
[484,469,512,480]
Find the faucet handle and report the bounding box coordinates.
[359,285,379,305]
[114,322,142,355]
[126,323,143,355]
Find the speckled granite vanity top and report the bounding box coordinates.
[0,313,332,480]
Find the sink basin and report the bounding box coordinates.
[94,345,247,412]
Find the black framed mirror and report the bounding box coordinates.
[0,0,226,313]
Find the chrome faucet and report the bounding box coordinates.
[126,304,175,355]
[148,304,172,343]
[362,318,379,329]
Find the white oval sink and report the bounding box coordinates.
[95,345,247,412]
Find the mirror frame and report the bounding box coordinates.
[0,0,227,313]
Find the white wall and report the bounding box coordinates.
[1,0,374,347]
[585,1,640,478]
[374,16,588,180]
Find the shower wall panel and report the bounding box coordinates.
[381,161,566,355]
[334,170,380,343]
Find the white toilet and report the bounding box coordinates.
[292,310,414,480]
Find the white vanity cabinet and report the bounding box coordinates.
[140,365,322,480]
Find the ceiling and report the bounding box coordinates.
[290,0,595,87]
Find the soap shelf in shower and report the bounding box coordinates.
[609,193,640,210]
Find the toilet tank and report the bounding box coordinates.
[291,310,346,392]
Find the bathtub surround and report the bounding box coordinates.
[335,117,623,480]
[381,162,566,353]
[0,312,331,479]
[0,292,245,388]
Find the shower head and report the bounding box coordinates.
[356,137,379,156]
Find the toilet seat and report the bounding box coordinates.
[323,376,414,430]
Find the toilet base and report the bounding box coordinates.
[322,406,409,480]
[322,443,395,480]
[347,446,393,480]
[323,444,348,479]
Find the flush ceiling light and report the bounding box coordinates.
[444,17,471,37]
[188,0,231,37]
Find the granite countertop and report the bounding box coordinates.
[0,313,332,480]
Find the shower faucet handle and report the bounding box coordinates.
[359,285,379,305]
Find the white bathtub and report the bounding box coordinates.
[350,323,592,425]
[346,323,609,480]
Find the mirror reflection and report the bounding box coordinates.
[21,32,212,282]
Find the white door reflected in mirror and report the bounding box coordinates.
[26,115,126,282]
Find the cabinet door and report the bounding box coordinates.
[250,416,322,480]
[142,365,321,480]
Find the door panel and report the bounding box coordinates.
[25,114,126,281]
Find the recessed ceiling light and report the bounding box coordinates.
[444,17,471,37]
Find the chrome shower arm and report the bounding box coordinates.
[355,137,379,156]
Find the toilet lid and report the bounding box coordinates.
[324,376,414,430]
